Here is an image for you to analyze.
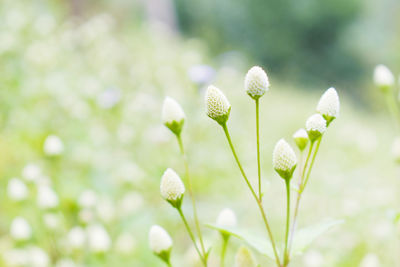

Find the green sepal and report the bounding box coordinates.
[307,130,322,143]
[294,137,308,151]
[167,194,184,209]
[275,164,296,181]
[322,115,335,127]
[165,119,184,136]
[212,106,231,126]
[155,247,172,265]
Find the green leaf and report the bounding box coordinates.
[205,223,277,260]
[292,219,344,256]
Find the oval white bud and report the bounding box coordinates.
[149,225,173,254]
[316,87,340,124]
[162,97,185,135]
[235,246,257,267]
[7,178,28,201]
[374,64,394,92]
[244,66,269,99]
[205,85,231,125]
[10,217,32,241]
[43,135,64,156]
[293,129,309,151]
[306,114,327,142]
[216,208,237,228]
[272,139,297,180]
[160,168,185,208]
[86,224,111,253]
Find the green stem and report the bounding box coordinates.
[255,99,262,200]
[177,207,207,266]
[176,134,206,256]
[166,260,173,267]
[283,179,291,266]
[385,92,400,130]
[220,236,229,267]
[222,123,281,267]
[302,138,322,190]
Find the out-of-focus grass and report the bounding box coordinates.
[0,1,398,267]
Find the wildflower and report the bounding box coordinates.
[10,217,32,241]
[273,139,297,180]
[216,208,237,228]
[235,246,257,267]
[67,226,86,250]
[115,232,136,254]
[306,114,326,142]
[205,85,231,125]
[86,224,111,253]
[160,168,185,208]
[374,64,394,92]
[37,186,59,209]
[43,135,64,156]
[7,178,28,201]
[316,87,340,125]
[162,97,185,136]
[28,246,50,267]
[293,129,309,151]
[22,163,41,182]
[244,66,269,99]
[149,225,173,263]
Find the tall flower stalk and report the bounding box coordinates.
[205,85,281,267]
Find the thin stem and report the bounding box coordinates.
[283,179,291,266]
[221,123,281,267]
[385,93,400,130]
[177,207,207,266]
[166,260,173,267]
[302,138,322,190]
[176,134,206,256]
[220,237,229,267]
[255,98,262,200]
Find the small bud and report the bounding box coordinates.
[10,217,32,241]
[7,178,28,201]
[160,168,185,208]
[86,224,111,253]
[149,225,173,263]
[374,64,394,92]
[162,97,185,136]
[273,139,297,180]
[43,135,64,156]
[244,66,269,100]
[392,137,400,164]
[205,85,231,125]
[316,87,340,125]
[216,208,237,240]
[306,114,326,142]
[293,129,309,151]
[235,246,257,267]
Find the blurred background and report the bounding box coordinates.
[0,0,399,266]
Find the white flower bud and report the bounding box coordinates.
[244,66,269,99]
[235,246,256,267]
[293,129,309,151]
[272,139,297,180]
[37,186,59,209]
[67,226,86,250]
[149,225,173,255]
[7,178,28,201]
[43,135,64,156]
[374,64,394,92]
[216,208,237,228]
[10,217,32,241]
[392,137,400,164]
[87,224,111,253]
[162,97,185,136]
[160,168,185,208]
[205,85,231,125]
[316,87,340,124]
[306,114,327,142]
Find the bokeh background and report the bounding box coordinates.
[0,0,399,266]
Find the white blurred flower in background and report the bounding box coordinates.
[115,232,136,254]
[78,190,98,209]
[55,258,77,267]
[28,246,50,267]
[10,217,32,241]
[22,163,42,182]
[67,226,86,250]
[37,186,59,209]
[86,224,111,253]
[43,135,64,156]
[7,178,28,201]
[359,253,381,267]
